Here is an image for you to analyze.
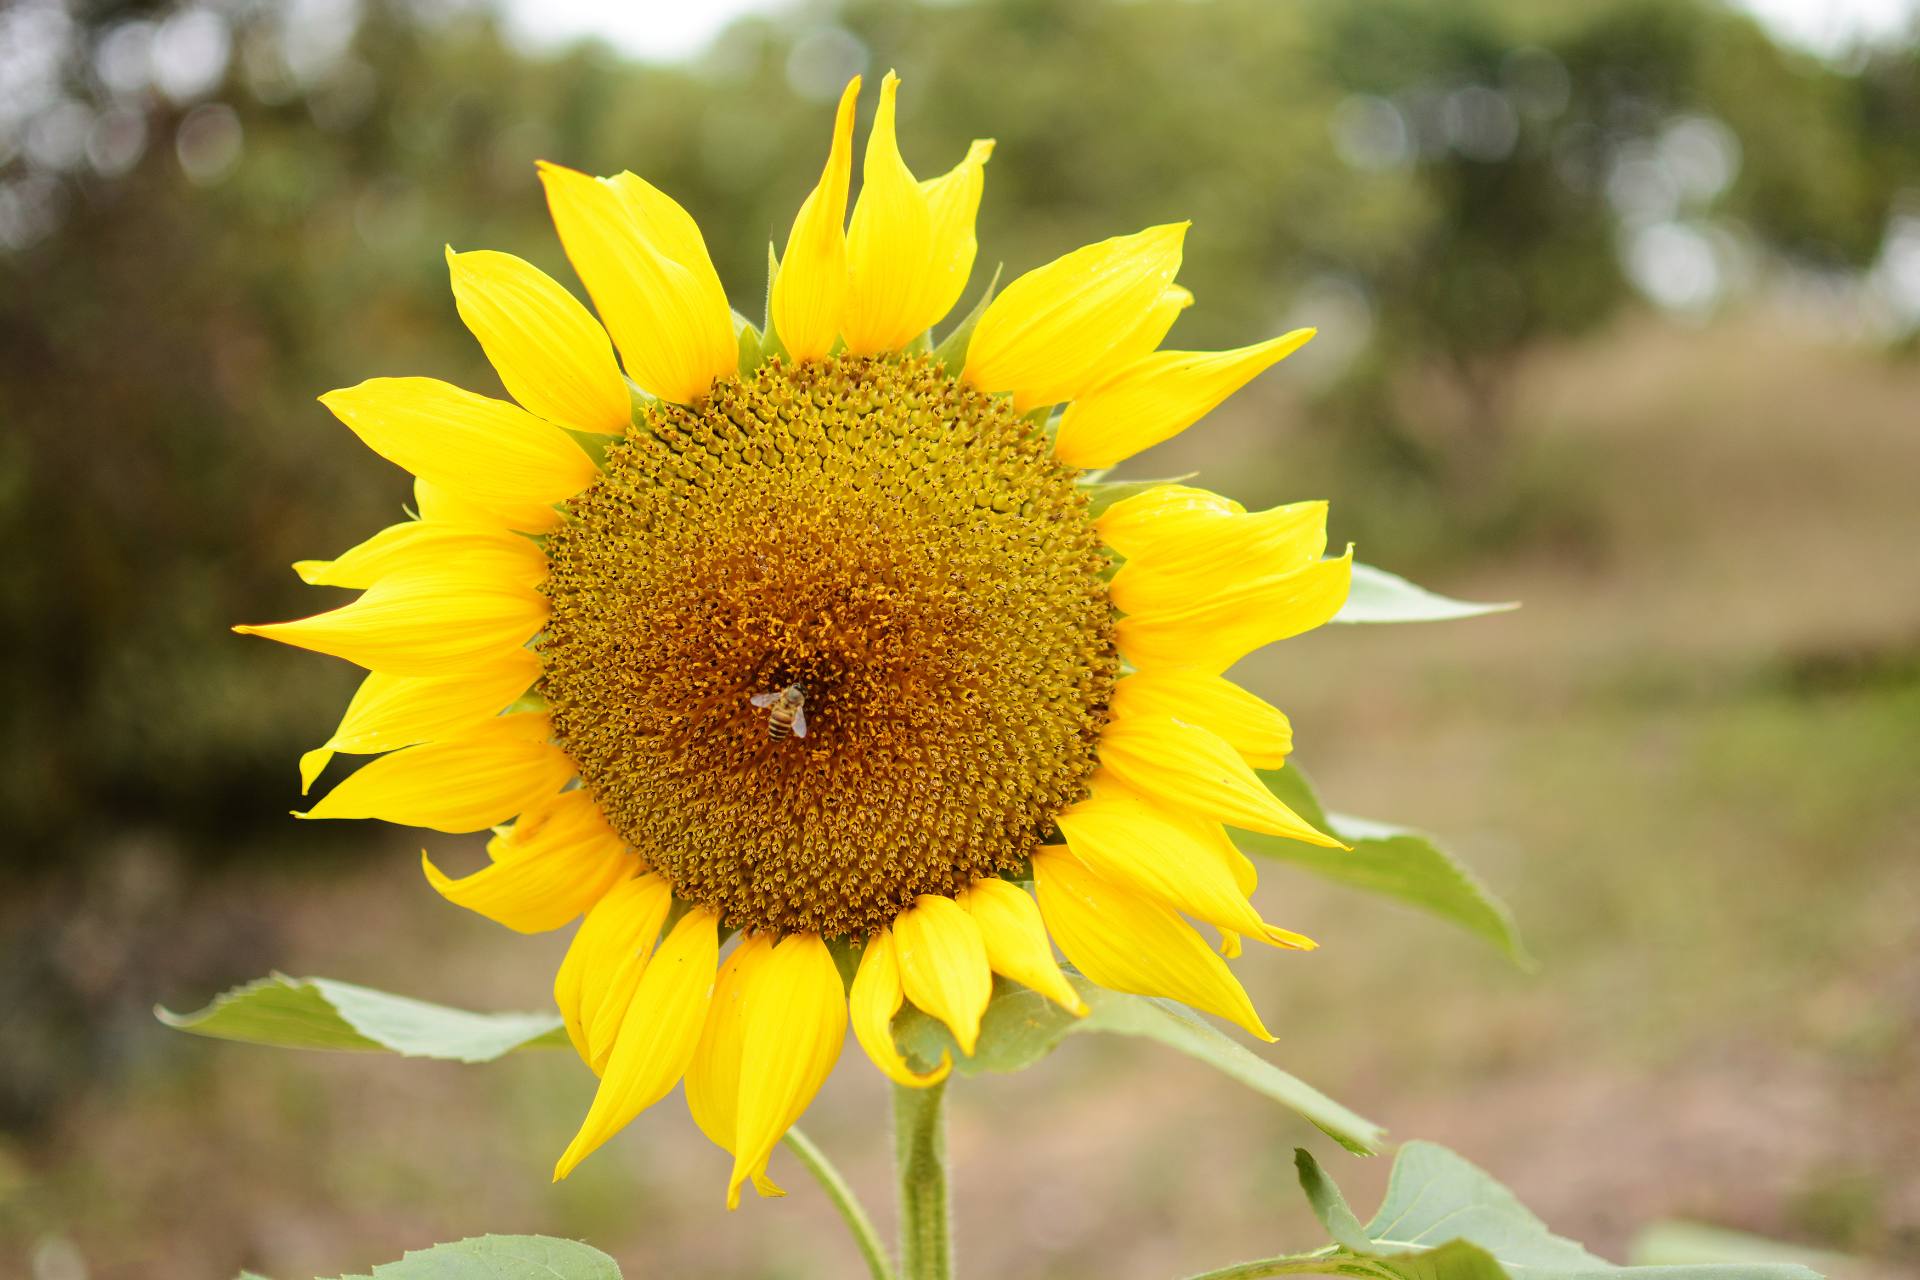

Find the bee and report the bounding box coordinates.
[749,684,808,740]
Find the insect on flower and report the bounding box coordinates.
[750,684,808,739]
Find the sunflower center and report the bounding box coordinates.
[539,353,1118,939]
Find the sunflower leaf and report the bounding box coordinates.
[325,1234,621,1280]
[1246,766,1533,970]
[1333,562,1517,624]
[157,972,568,1062]
[891,975,1384,1155]
[1273,1143,1824,1280]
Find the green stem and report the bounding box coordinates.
[782,1127,895,1280]
[892,1078,953,1280]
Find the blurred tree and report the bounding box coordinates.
[0,0,1913,885]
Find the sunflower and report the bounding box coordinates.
[238,73,1350,1206]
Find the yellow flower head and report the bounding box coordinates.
[237,74,1346,1207]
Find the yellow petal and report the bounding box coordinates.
[685,934,772,1166]
[537,161,736,404]
[234,569,547,678]
[296,712,572,833]
[915,138,994,333]
[841,72,935,355]
[770,76,859,362]
[1097,713,1342,848]
[728,934,847,1209]
[963,223,1187,413]
[1032,847,1273,1041]
[447,247,631,435]
[1095,483,1243,558]
[1108,670,1293,770]
[422,789,635,934]
[1114,548,1354,674]
[293,519,548,591]
[1106,498,1329,616]
[891,894,992,1056]
[552,872,674,1068]
[850,930,952,1087]
[1054,328,1317,469]
[554,906,719,1180]
[954,879,1086,1014]
[1056,775,1315,951]
[318,377,595,532]
[299,651,540,794]
[412,475,500,526]
[1074,284,1192,396]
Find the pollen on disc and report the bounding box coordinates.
[539,353,1118,939]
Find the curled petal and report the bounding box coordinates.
[1108,670,1293,770]
[1054,329,1316,469]
[293,519,547,591]
[842,72,935,355]
[318,377,594,532]
[729,934,848,1209]
[892,894,993,1056]
[235,570,547,678]
[851,930,952,1087]
[554,906,719,1180]
[295,713,571,834]
[553,873,675,1066]
[1105,496,1328,615]
[538,161,736,404]
[686,933,780,1200]
[447,247,631,435]
[422,789,634,934]
[1113,548,1354,674]
[955,879,1086,1014]
[298,652,539,793]
[1095,484,1244,558]
[1032,848,1273,1041]
[771,77,860,361]
[963,223,1188,413]
[915,138,994,333]
[1056,775,1315,951]
[1096,713,1342,848]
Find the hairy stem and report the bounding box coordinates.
[782,1127,895,1280]
[892,1078,952,1280]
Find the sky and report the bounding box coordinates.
[502,0,1917,63]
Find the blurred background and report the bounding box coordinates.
[3,0,1918,1276]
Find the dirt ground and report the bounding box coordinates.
[3,313,1916,1279]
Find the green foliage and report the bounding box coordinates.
[1185,1143,1824,1278]
[1248,767,1532,968]
[158,973,566,1061]
[323,1235,620,1280]
[1333,563,1517,624]
[891,975,1385,1156]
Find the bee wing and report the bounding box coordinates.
[791,707,808,738]
[749,692,778,707]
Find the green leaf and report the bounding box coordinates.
[1077,473,1200,517]
[1296,1147,1373,1252]
[157,973,568,1063]
[1333,563,1517,625]
[329,1234,620,1280]
[1629,1222,1852,1273]
[891,975,1384,1156]
[929,263,1001,374]
[1247,767,1533,970]
[1272,1144,1825,1280]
